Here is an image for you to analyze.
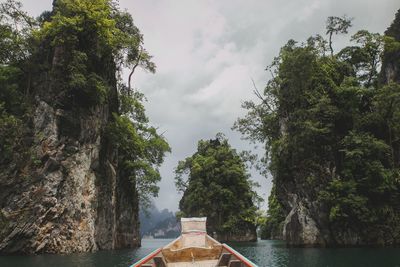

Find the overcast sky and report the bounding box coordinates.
[20,0,399,211]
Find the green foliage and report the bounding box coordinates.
[385,9,400,40]
[0,65,25,113]
[260,186,285,239]
[175,134,259,235]
[34,0,156,106]
[107,91,170,208]
[34,0,119,106]
[0,0,36,64]
[236,15,400,236]
[338,30,383,86]
[40,0,169,207]
[63,50,109,105]
[319,178,370,223]
[0,1,37,170]
[326,15,353,36]
[326,15,353,55]
[111,9,155,89]
[0,103,23,164]
[40,0,117,47]
[0,0,169,210]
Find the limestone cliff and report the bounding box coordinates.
[275,11,400,247]
[0,73,140,254]
[381,9,400,84]
[0,1,141,254]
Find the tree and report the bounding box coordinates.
[175,134,258,239]
[107,90,170,209]
[338,30,384,87]
[259,185,285,239]
[0,0,36,166]
[235,15,400,244]
[326,15,353,56]
[111,10,155,92]
[0,0,36,64]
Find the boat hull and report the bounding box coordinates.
[130,217,258,267]
[130,238,258,267]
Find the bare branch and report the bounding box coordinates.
[250,77,273,112]
[128,46,143,92]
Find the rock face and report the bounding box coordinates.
[0,96,139,254]
[381,9,400,84]
[0,45,140,255]
[276,178,330,246]
[212,229,257,242]
[269,228,283,240]
[0,0,143,255]
[210,220,257,242]
[277,149,399,246]
[282,194,325,246]
[279,189,399,246]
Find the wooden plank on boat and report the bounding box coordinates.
[217,253,231,266]
[182,233,206,247]
[162,245,222,262]
[154,256,167,267]
[222,244,255,267]
[228,260,243,267]
[167,259,219,267]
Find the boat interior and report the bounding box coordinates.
[133,218,251,267]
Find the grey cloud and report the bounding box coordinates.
[125,0,398,212]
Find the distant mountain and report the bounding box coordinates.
[139,203,180,238]
[143,217,180,239]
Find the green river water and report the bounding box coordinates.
[0,239,399,267]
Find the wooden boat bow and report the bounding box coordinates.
[130,217,258,267]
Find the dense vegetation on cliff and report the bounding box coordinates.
[236,13,400,245]
[0,0,169,253]
[175,134,259,241]
[0,0,169,211]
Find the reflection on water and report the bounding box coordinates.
[1,239,400,267]
[0,239,167,267]
[231,240,400,267]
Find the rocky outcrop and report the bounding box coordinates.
[277,165,399,246]
[283,194,325,246]
[212,230,257,242]
[270,229,283,240]
[210,224,257,242]
[0,0,144,255]
[0,96,140,254]
[381,9,400,84]
[277,10,400,247]
[0,43,140,255]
